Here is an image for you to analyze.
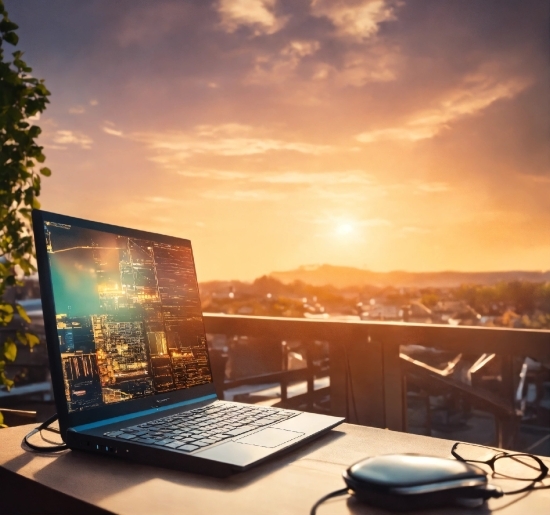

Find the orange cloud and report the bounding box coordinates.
[51,130,93,149]
[103,126,124,137]
[217,0,287,35]
[311,0,399,41]
[356,74,530,142]
[130,124,334,165]
[246,40,321,84]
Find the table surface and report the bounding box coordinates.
[1,422,549,515]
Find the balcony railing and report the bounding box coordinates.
[204,313,550,449]
[2,309,549,450]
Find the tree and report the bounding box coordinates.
[0,0,51,421]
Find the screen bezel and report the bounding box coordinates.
[32,209,217,437]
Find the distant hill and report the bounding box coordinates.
[269,264,550,289]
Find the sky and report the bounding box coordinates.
[6,0,550,282]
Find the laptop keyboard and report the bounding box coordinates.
[104,403,298,453]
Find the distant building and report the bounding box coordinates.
[147,331,168,355]
[402,302,433,324]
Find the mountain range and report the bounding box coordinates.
[269,264,550,289]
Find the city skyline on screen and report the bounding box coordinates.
[45,220,212,413]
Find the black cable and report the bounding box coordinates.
[310,488,349,515]
[23,413,68,452]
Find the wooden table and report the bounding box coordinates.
[1,423,549,515]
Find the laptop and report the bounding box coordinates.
[32,210,344,476]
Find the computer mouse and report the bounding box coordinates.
[342,454,503,511]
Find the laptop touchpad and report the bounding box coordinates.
[236,428,304,448]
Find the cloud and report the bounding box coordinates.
[103,126,124,137]
[52,130,93,149]
[131,124,333,164]
[117,3,190,46]
[253,170,374,185]
[178,170,249,180]
[312,188,382,202]
[356,74,530,143]
[145,196,181,204]
[175,169,375,188]
[195,123,251,137]
[334,47,398,86]
[247,40,321,84]
[356,126,436,143]
[69,106,86,114]
[312,215,393,227]
[311,0,400,41]
[202,189,284,201]
[217,0,287,35]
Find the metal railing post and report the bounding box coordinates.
[281,341,288,403]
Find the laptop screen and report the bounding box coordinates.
[40,217,213,414]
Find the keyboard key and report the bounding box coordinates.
[178,444,199,452]
[250,420,273,427]
[225,426,256,436]
[112,403,297,448]
[195,438,216,445]
[155,439,177,446]
[117,433,137,440]
[166,441,185,449]
[104,431,123,437]
[135,438,156,445]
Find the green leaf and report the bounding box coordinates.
[0,2,49,374]
[0,304,14,325]
[0,303,15,314]
[25,333,40,348]
[0,411,4,426]
[3,31,18,45]
[3,341,17,362]
[0,20,19,32]
[0,371,14,391]
[16,304,32,323]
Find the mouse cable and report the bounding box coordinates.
[310,488,349,515]
[22,413,68,452]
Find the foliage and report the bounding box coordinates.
[0,0,50,389]
[420,292,439,308]
[202,274,550,328]
[455,281,550,316]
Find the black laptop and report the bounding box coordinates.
[32,210,343,476]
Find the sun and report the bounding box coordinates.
[336,223,354,235]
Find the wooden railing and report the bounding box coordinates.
[204,313,550,445]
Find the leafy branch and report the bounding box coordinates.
[0,0,50,389]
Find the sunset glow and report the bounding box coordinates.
[336,223,355,236]
[8,1,549,281]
